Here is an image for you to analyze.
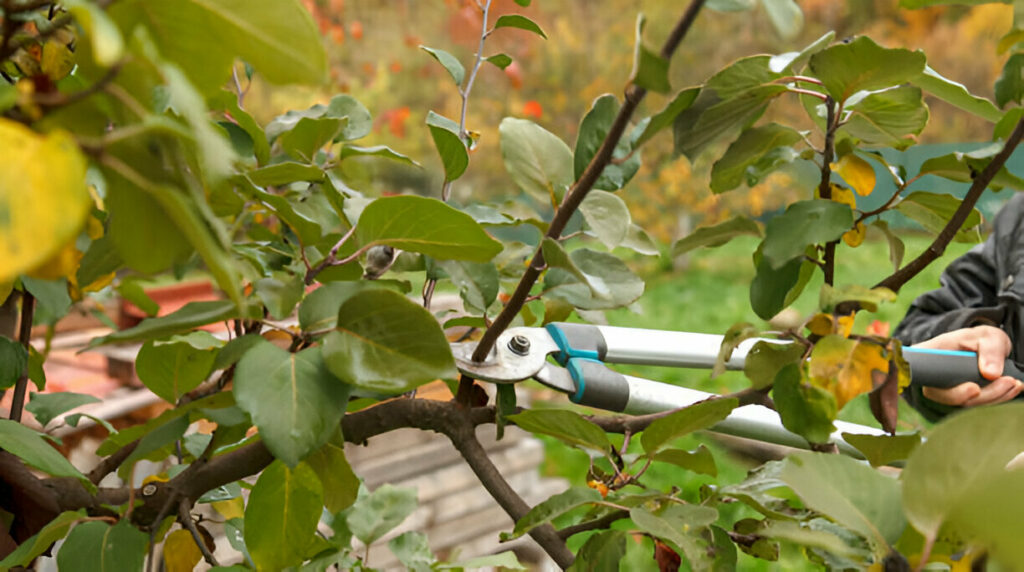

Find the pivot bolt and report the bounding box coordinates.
[508,335,531,356]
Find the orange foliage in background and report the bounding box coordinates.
[280,1,1014,246]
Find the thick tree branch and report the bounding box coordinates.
[471,0,706,363]
[817,96,838,286]
[87,441,138,485]
[874,115,1024,293]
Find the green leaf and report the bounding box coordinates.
[56,520,148,572]
[511,487,601,538]
[762,0,803,40]
[105,181,192,275]
[135,335,219,403]
[707,0,756,11]
[297,282,380,332]
[389,531,435,571]
[110,0,326,94]
[901,402,1024,544]
[574,95,642,191]
[634,87,700,148]
[438,259,499,314]
[916,146,1024,191]
[509,409,611,452]
[842,86,929,149]
[706,55,782,99]
[900,0,1009,6]
[119,414,189,477]
[347,483,418,545]
[567,530,628,571]
[641,398,737,454]
[21,277,71,324]
[895,191,983,242]
[630,14,670,93]
[674,85,787,159]
[0,337,27,390]
[304,434,359,513]
[339,145,420,167]
[116,280,158,317]
[322,288,456,393]
[235,342,350,466]
[245,460,324,571]
[254,272,305,320]
[484,53,513,70]
[279,116,345,162]
[912,65,1001,123]
[77,236,122,290]
[772,364,836,445]
[0,419,89,484]
[762,200,853,268]
[26,392,100,427]
[630,504,719,565]
[65,0,124,66]
[242,186,323,246]
[356,195,502,262]
[266,95,371,143]
[710,123,802,193]
[247,162,325,187]
[210,90,271,165]
[774,31,836,74]
[871,220,906,272]
[652,445,718,476]
[0,510,86,569]
[808,36,926,103]
[493,14,547,38]
[672,216,761,257]
[781,451,905,556]
[213,333,264,370]
[841,432,921,468]
[90,300,243,347]
[743,341,804,389]
[750,247,812,321]
[544,249,644,310]
[426,111,469,183]
[579,190,631,249]
[420,46,465,86]
[500,117,574,204]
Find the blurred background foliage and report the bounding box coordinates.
[241,0,1014,245]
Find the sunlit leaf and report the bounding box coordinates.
[0,121,90,283]
[641,398,737,454]
[339,145,420,167]
[356,195,502,262]
[500,117,574,204]
[808,36,925,103]
[832,153,876,197]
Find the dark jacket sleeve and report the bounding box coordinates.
[893,194,1024,420]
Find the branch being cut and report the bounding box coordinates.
[471,0,707,363]
[874,115,1024,293]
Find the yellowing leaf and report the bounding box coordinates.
[808,335,889,409]
[832,154,876,196]
[843,221,866,247]
[212,497,245,521]
[162,528,202,572]
[27,241,81,281]
[827,183,856,208]
[836,313,855,338]
[41,39,75,81]
[805,313,834,337]
[0,120,90,283]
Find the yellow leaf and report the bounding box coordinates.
[832,154,876,197]
[212,497,245,521]
[163,528,202,572]
[843,221,866,247]
[805,313,834,337]
[828,183,856,209]
[808,335,889,409]
[0,120,90,283]
[836,313,855,338]
[27,240,81,281]
[41,39,75,81]
[0,281,12,305]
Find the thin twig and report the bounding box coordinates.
[87,441,139,485]
[179,499,219,567]
[817,96,838,286]
[304,225,358,284]
[9,291,34,422]
[34,62,122,109]
[557,510,630,539]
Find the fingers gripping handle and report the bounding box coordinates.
[903,347,1024,389]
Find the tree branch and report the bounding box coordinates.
[874,114,1024,293]
[557,509,629,539]
[471,0,707,363]
[179,499,218,567]
[87,440,138,485]
[9,291,34,423]
[817,96,838,286]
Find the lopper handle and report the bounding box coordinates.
[902,347,1024,389]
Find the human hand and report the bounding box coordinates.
[914,325,1023,406]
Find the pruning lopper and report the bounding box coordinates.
[451,323,1024,457]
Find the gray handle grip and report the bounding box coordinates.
[903,347,1024,389]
